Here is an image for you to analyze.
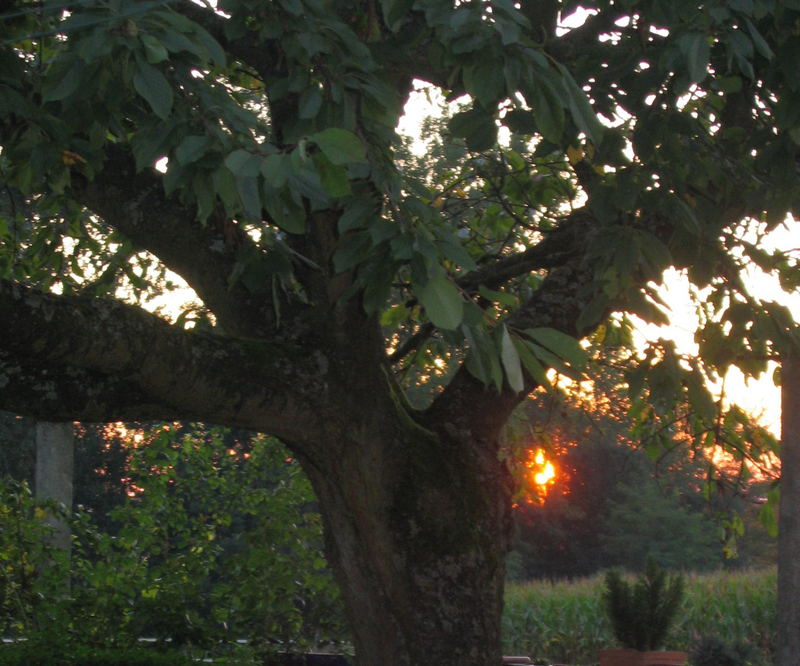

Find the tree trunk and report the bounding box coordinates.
[778,355,800,665]
[300,410,513,666]
[34,421,74,581]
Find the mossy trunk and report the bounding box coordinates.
[301,411,514,666]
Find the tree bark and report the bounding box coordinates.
[778,354,800,665]
[301,406,513,666]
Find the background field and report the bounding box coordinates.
[502,568,776,665]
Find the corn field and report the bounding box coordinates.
[502,568,776,665]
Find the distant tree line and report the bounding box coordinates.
[505,373,777,581]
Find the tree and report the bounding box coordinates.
[778,355,800,666]
[1,1,798,663]
[601,480,721,572]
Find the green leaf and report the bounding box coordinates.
[463,64,505,107]
[436,236,477,270]
[526,327,587,368]
[449,107,497,152]
[131,120,177,171]
[311,128,367,165]
[192,173,215,222]
[236,175,262,220]
[576,291,609,332]
[140,33,169,64]
[744,18,774,59]
[503,109,538,135]
[554,63,603,143]
[464,325,491,386]
[333,230,372,272]
[42,66,81,102]
[262,189,306,234]
[417,273,463,330]
[494,13,522,45]
[464,324,504,391]
[530,82,565,142]
[685,367,717,422]
[175,135,212,165]
[380,0,415,31]
[513,338,551,388]
[478,285,518,307]
[287,167,328,203]
[338,198,376,232]
[261,153,289,188]
[678,32,710,83]
[213,166,239,214]
[225,149,261,177]
[299,86,323,119]
[670,196,701,235]
[718,75,743,93]
[133,61,173,120]
[191,24,227,67]
[499,325,524,393]
[316,158,351,197]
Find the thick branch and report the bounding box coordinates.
[0,280,327,444]
[456,210,594,293]
[424,212,601,438]
[73,144,280,337]
[0,354,166,422]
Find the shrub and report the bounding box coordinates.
[0,426,347,657]
[689,636,761,666]
[602,558,684,651]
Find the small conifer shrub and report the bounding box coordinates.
[602,558,685,651]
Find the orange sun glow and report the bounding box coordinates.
[531,448,556,486]
[513,447,558,506]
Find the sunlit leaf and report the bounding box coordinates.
[417,273,463,330]
[513,338,550,388]
[525,327,587,369]
[311,128,367,165]
[500,325,524,393]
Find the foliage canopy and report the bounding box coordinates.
[1,0,799,661]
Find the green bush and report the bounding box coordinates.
[0,426,347,658]
[689,636,761,666]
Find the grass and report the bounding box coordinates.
[502,567,776,665]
